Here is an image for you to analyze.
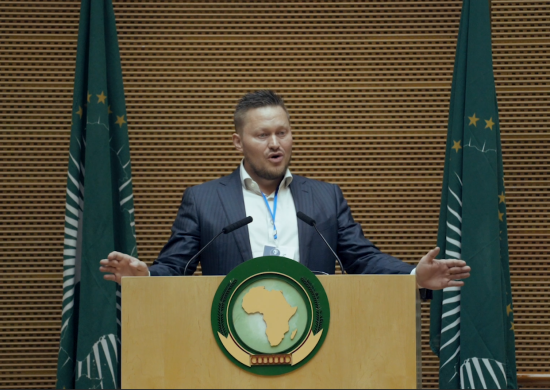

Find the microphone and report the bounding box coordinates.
[223,217,253,234]
[183,216,253,275]
[297,211,346,274]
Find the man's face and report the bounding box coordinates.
[233,106,293,182]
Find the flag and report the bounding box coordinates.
[56,0,137,388]
[429,0,517,388]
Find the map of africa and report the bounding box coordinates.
[242,286,298,347]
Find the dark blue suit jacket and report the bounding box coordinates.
[150,168,414,276]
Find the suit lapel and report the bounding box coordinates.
[290,176,314,268]
[218,169,253,262]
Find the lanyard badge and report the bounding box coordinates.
[261,188,279,240]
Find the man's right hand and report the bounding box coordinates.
[99,251,149,285]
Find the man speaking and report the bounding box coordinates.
[100,90,470,290]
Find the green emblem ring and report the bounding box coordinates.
[211,256,331,376]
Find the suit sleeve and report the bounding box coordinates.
[333,184,415,275]
[149,187,201,276]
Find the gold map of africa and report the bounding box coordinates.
[242,286,298,347]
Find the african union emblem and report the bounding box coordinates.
[211,256,330,375]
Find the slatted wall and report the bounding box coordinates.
[0,0,549,388]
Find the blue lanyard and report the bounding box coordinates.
[261,187,279,240]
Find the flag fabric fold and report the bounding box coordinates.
[56,0,137,388]
[429,0,517,389]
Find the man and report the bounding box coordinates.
[100,90,470,290]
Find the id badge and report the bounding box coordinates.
[263,245,296,260]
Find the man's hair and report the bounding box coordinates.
[234,90,289,133]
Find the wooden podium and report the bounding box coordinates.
[121,275,420,389]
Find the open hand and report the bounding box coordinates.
[415,247,471,290]
[99,251,149,285]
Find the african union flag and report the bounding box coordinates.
[429,0,517,389]
[56,0,137,388]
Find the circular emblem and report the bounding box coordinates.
[211,256,330,376]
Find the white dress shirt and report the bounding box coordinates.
[240,162,300,262]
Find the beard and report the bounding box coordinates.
[246,155,292,181]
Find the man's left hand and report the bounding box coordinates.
[415,247,471,290]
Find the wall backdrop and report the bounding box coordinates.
[0,0,549,388]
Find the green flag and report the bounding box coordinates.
[56,0,136,388]
[429,0,517,389]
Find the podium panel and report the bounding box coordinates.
[122,275,418,389]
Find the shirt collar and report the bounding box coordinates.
[239,160,293,196]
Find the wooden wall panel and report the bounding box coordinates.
[0,0,548,388]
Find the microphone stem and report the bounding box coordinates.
[313,223,346,275]
[183,230,224,276]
